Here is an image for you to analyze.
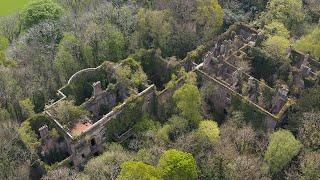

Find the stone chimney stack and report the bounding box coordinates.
[39,125,49,140]
[93,81,103,96]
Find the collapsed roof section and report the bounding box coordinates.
[44,58,150,138]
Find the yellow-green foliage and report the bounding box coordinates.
[52,100,88,129]
[196,0,223,40]
[197,120,220,144]
[158,149,198,180]
[0,35,18,67]
[0,35,8,64]
[19,98,35,119]
[173,84,202,128]
[118,161,162,180]
[263,35,290,60]
[116,58,148,89]
[18,114,55,150]
[186,45,206,62]
[265,130,301,174]
[263,0,304,29]
[18,120,40,150]
[294,27,320,60]
[0,0,29,16]
[264,21,290,38]
[21,0,63,29]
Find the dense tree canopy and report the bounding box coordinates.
[1,0,320,179]
[262,0,304,30]
[294,27,320,59]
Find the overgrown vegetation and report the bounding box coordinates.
[1,0,320,179]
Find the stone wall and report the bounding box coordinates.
[68,85,156,166]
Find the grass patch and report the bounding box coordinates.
[0,0,30,16]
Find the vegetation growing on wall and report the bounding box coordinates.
[106,96,145,140]
[2,0,320,179]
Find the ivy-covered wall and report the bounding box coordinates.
[61,67,111,105]
[105,96,145,140]
[19,114,54,150]
[230,94,267,130]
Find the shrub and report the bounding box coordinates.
[264,130,301,174]
[21,0,63,29]
[158,149,197,180]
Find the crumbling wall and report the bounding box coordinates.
[69,85,156,166]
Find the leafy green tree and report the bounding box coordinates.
[263,35,290,60]
[294,27,320,60]
[21,0,63,29]
[262,0,304,30]
[103,23,126,61]
[166,116,189,141]
[264,21,290,38]
[286,87,320,133]
[32,90,46,113]
[118,161,162,180]
[265,130,301,174]
[173,84,202,128]
[131,9,173,56]
[19,99,35,120]
[134,115,159,135]
[158,149,197,180]
[195,0,223,40]
[54,34,82,83]
[52,100,88,129]
[298,112,320,150]
[83,144,132,179]
[0,35,9,66]
[0,121,31,179]
[115,58,148,89]
[196,120,220,144]
[300,151,320,180]
[0,35,8,51]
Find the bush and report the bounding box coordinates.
[263,36,290,61]
[264,130,301,174]
[18,120,40,150]
[51,101,88,129]
[118,161,162,180]
[158,149,197,180]
[294,27,320,60]
[196,120,220,144]
[173,84,202,129]
[18,114,54,150]
[21,0,63,29]
[84,143,132,179]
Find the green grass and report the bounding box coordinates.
[0,0,31,16]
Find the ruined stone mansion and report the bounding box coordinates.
[29,23,320,167]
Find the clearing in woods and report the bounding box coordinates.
[0,0,30,16]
